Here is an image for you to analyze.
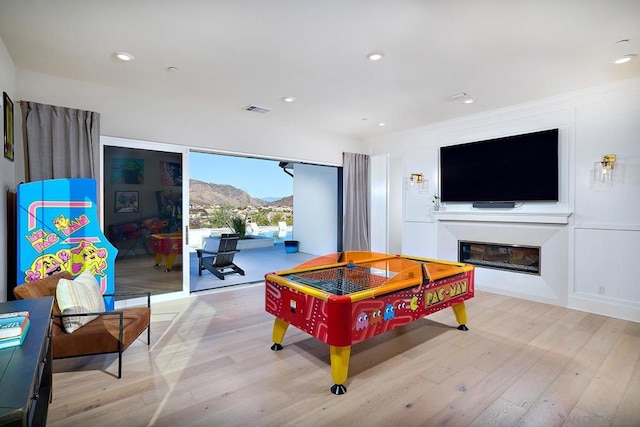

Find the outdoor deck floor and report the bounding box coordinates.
[189,244,315,292]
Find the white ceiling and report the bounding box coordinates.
[1,0,639,140]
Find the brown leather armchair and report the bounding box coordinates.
[13,271,150,378]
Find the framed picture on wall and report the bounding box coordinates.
[110,158,144,184]
[3,91,14,161]
[159,160,182,186]
[114,191,139,213]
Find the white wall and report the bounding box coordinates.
[367,77,640,322]
[569,84,640,321]
[370,154,388,253]
[0,36,17,302]
[293,163,338,255]
[370,153,404,255]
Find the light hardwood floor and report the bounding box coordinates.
[114,254,182,296]
[47,285,640,427]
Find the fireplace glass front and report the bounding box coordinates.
[458,241,540,275]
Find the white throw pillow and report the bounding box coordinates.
[56,270,106,333]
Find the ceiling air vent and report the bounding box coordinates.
[243,105,271,114]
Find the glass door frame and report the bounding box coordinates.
[100,136,190,302]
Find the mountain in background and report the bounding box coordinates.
[189,179,292,207]
[274,195,292,206]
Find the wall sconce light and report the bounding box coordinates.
[409,173,424,185]
[408,172,427,191]
[594,154,616,182]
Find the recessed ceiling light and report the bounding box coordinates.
[612,54,636,64]
[113,51,135,62]
[282,96,296,103]
[377,122,386,126]
[449,92,475,104]
[366,50,385,61]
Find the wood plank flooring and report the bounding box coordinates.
[46,285,640,427]
[114,254,182,296]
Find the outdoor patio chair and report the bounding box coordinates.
[248,222,260,235]
[196,233,246,280]
[278,221,288,237]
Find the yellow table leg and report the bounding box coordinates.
[329,345,351,395]
[165,253,177,270]
[155,253,177,271]
[270,317,289,351]
[451,301,469,331]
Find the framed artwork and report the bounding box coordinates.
[110,158,144,184]
[156,190,182,231]
[160,160,182,186]
[114,191,139,213]
[3,92,14,161]
[156,190,176,218]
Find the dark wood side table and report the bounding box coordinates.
[0,297,54,427]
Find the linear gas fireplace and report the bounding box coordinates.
[459,240,540,275]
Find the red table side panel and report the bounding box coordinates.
[151,233,183,255]
[265,269,474,347]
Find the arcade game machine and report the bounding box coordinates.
[16,178,117,309]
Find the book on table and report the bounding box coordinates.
[0,311,30,340]
[0,311,29,319]
[0,311,29,321]
[0,319,31,349]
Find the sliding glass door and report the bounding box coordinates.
[101,136,189,299]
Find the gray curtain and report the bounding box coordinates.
[343,152,370,251]
[21,102,100,181]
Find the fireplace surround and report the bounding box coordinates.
[435,217,568,306]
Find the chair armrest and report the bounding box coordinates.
[103,291,151,308]
[104,291,150,297]
[53,310,124,319]
[196,248,219,258]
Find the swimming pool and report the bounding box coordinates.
[202,226,293,245]
[252,228,293,244]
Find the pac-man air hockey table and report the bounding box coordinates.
[150,231,182,272]
[265,251,475,394]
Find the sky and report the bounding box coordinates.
[189,152,293,199]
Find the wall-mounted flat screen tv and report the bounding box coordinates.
[440,128,559,204]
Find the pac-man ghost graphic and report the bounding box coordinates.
[383,303,395,321]
[355,311,369,331]
[369,309,383,326]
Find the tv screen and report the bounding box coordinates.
[440,129,559,203]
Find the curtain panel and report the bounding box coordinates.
[343,152,370,251]
[21,102,100,181]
